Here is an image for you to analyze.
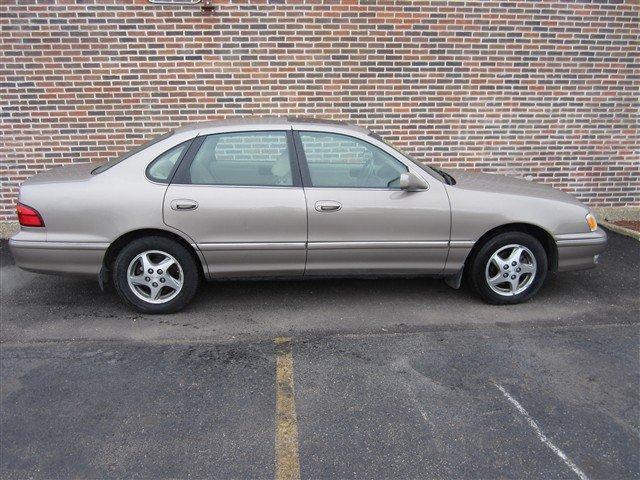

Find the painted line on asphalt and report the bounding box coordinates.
[275,336,301,480]
[494,383,589,480]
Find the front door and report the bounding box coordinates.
[295,130,451,274]
[163,129,307,277]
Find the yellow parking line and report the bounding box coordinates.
[275,336,301,480]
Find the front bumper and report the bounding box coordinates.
[555,228,608,272]
[9,238,108,276]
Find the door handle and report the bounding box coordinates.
[170,199,198,211]
[315,201,342,212]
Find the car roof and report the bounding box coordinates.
[174,116,370,135]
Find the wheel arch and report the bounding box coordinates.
[102,228,206,279]
[464,222,558,274]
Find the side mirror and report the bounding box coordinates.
[400,172,428,191]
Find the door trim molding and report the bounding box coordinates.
[198,241,451,251]
[198,242,306,251]
[308,241,449,250]
[449,240,475,248]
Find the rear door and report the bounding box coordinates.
[163,129,307,277]
[294,129,451,274]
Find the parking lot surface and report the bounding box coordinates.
[1,230,639,479]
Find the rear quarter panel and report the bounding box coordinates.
[18,130,197,244]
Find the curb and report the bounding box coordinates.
[592,206,640,241]
[600,221,640,242]
[592,206,640,223]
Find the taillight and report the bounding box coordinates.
[16,203,45,227]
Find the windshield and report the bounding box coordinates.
[368,131,449,184]
[92,131,174,174]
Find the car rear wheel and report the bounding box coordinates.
[469,232,548,305]
[113,236,200,314]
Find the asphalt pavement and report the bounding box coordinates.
[1,230,638,479]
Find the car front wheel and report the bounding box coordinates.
[113,236,200,314]
[469,232,548,305]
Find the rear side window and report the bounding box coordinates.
[92,131,174,175]
[299,131,407,188]
[146,142,190,183]
[188,131,293,186]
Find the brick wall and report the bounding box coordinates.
[1,0,638,220]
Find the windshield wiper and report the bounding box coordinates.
[431,167,456,186]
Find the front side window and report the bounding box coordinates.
[188,131,293,186]
[369,131,448,184]
[146,141,190,183]
[299,131,407,188]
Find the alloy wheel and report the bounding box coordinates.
[127,250,184,304]
[484,244,537,296]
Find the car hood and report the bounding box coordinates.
[446,169,583,205]
[22,162,98,185]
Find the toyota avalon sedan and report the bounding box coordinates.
[9,117,607,313]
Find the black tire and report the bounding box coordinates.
[468,231,548,305]
[113,236,200,314]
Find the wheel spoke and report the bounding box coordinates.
[519,263,536,275]
[149,284,162,300]
[129,274,147,287]
[490,253,507,271]
[163,274,182,291]
[140,252,154,273]
[508,277,520,293]
[156,257,176,272]
[488,274,505,286]
[508,246,524,264]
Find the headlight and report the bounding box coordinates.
[586,213,598,232]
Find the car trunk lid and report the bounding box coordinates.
[21,163,98,186]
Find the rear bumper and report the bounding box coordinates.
[9,239,108,276]
[555,228,608,272]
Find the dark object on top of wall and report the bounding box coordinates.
[201,0,215,13]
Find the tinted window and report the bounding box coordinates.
[299,132,407,188]
[146,142,189,183]
[92,131,174,175]
[189,131,292,186]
